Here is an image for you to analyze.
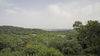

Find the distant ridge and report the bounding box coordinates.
[0,26,45,35]
[43,28,72,31]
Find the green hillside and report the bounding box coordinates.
[0,20,100,56]
[0,26,45,35]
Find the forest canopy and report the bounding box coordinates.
[0,20,100,56]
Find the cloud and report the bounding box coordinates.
[48,4,74,18]
[46,1,100,28]
[0,0,14,7]
[48,4,61,15]
[5,9,17,15]
[0,0,100,29]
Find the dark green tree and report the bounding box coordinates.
[73,20,100,55]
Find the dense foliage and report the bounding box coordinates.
[0,20,100,56]
[73,20,100,56]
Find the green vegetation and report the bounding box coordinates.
[0,20,100,56]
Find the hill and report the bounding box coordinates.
[0,26,45,35]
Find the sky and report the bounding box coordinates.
[0,0,100,29]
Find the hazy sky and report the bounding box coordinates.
[0,0,100,29]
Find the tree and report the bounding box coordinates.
[73,21,82,32]
[73,20,100,55]
[35,47,63,56]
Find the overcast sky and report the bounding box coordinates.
[0,0,100,29]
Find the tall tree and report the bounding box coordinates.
[73,20,100,55]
